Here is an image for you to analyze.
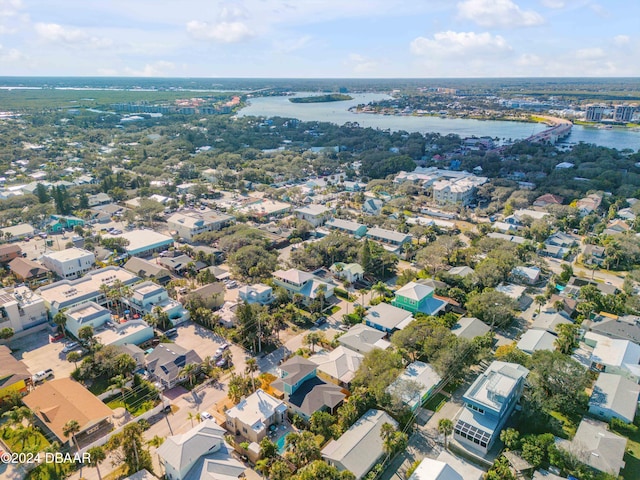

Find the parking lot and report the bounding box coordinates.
[9,329,79,380]
[171,321,247,375]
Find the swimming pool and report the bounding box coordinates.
[276,434,289,454]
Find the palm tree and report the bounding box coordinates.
[553,299,565,312]
[380,422,396,455]
[53,311,67,336]
[187,411,197,427]
[304,332,322,353]
[67,350,82,368]
[87,446,107,480]
[63,419,81,453]
[255,458,271,479]
[245,358,258,392]
[2,406,29,428]
[109,374,128,402]
[15,425,34,450]
[372,281,391,299]
[438,418,454,450]
[534,295,546,314]
[180,363,199,386]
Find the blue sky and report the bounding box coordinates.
[0,0,638,77]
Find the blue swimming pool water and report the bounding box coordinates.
[276,434,288,454]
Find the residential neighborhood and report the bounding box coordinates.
[1,82,640,480]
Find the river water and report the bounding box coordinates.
[239,93,640,151]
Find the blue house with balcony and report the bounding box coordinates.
[453,361,529,455]
[271,356,345,420]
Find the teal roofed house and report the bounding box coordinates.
[392,281,446,316]
[47,215,85,233]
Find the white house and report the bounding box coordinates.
[330,262,364,284]
[294,204,332,227]
[588,373,640,424]
[157,419,245,480]
[238,284,273,305]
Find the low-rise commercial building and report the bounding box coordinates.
[41,247,95,280]
[37,266,140,316]
[107,229,174,257]
[167,211,234,241]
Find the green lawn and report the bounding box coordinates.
[328,305,341,315]
[27,462,75,480]
[621,428,640,479]
[1,426,50,453]
[105,390,157,417]
[548,411,578,439]
[86,374,113,395]
[423,392,447,412]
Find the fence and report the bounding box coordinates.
[77,395,168,455]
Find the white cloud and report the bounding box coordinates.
[124,61,175,77]
[613,35,630,46]
[272,35,312,54]
[186,20,254,43]
[0,0,22,17]
[0,44,23,61]
[457,0,544,28]
[540,0,565,8]
[575,47,605,60]
[345,53,379,74]
[516,53,544,67]
[34,23,113,48]
[411,31,512,57]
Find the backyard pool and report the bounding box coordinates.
[276,434,289,454]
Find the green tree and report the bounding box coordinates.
[525,350,590,418]
[466,290,517,329]
[310,411,336,441]
[106,422,153,475]
[555,323,579,355]
[284,431,321,469]
[53,311,67,336]
[259,437,277,459]
[66,350,82,368]
[438,418,454,449]
[500,428,520,450]
[245,358,258,391]
[63,419,81,453]
[109,374,128,402]
[0,327,14,340]
[180,363,199,386]
[87,446,107,480]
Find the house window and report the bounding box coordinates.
[467,403,485,414]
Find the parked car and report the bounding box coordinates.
[49,332,65,342]
[314,317,327,327]
[32,369,54,383]
[216,357,230,368]
[164,328,178,338]
[215,343,230,357]
[62,342,79,353]
[201,411,213,420]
